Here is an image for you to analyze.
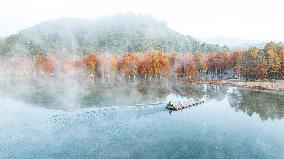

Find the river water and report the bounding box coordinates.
[0,81,283,159]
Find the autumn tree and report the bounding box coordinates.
[158,52,171,79]
[111,54,123,73]
[150,52,160,79]
[36,54,55,75]
[62,60,82,73]
[138,55,151,79]
[207,52,218,79]
[256,50,268,79]
[169,52,177,67]
[193,51,207,78]
[230,51,243,78]
[264,42,281,79]
[82,54,100,78]
[221,51,231,71]
[27,44,284,81]
[99,54,112,79]
[240,48,260,80]
[174,63,182,79]
[279,48,284,78]
[174,53,187,79]
[147,52,170,79]
[121,53,139,79]
[185,54,196,81]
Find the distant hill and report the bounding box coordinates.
[201,37,269,49]
[0,14,228,57]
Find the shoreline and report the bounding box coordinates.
[193,79,284,92]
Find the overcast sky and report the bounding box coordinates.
[0,0,283,41]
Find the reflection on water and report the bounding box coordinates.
[229,89,284,120]
[0,80,284,158]
[2,79,283,120]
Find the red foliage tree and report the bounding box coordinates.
[230,51,243,78]
[138,55,151,78]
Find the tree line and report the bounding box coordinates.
[7,42,284,81]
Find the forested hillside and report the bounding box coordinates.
[0,14,228,57]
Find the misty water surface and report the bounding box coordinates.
[0,80,284,159]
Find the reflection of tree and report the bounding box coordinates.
[136,81,149,96]
[205,85,228,101]
[136,81,171,98]
[229,89,284,120]
[135,82,228,101]
[171,83,205,100]
[8,77,233,110]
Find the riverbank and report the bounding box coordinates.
[195,79,284,91]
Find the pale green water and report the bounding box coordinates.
[0,82,284,159]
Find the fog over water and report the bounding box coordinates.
[0,64,284,158]
[0,0,284,157]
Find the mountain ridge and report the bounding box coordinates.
[200,36,272,49]
[0,14,228,57]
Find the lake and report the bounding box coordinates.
[0,81,284,159]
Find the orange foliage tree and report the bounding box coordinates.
[111,54,122,73]
[158,52,171,79]
[36,55,55,75]
[264,42,281,79]
[121,53,139,78]
[186,54,196,80]
[82,54,100,77]
[193,51,207,78]
[30,44,284,80]
[149,52,170,79]
[240,48,260,79]
[230,51,243,78]
[138,55,151,78]
[207,52,217,78]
